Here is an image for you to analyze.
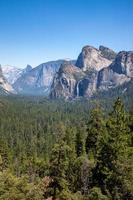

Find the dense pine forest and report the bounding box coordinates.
[0,96,133,200]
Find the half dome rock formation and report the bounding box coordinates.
[76,45,112,71]
[0,65,15,94]
[22,64,32,74]
[13,60,68,95]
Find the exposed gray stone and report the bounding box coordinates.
[99,45,117,61]
[97,51,133,90]
[76,45,111,71]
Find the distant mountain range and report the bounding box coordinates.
[0,65,15,94]
[13,60,75,95]
[0,45,133,99]
[1,64,32,85]
[50,46,133,99]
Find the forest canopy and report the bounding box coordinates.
[0,96,133,200]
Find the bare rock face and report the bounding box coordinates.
[99,45,117,61]
[110,51,133,76]
[22,65,32,74]
[75,70,98,97]
[50,47,133,99]
[13,60,66,95]
[50,45,113,99]
[97,67,130,90]
[97,51,133,90]
[76,45,112,71]
[50,65,98,99]
[50,45,112,99]
[50,62,85,99]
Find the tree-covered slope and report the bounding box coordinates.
[0,96,133,199]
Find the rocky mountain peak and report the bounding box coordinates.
[97,51,133,91]
[82,45,98,52]
[13,60,68,95]
[25,64,32,73]
[1,44,132,99]
[59,61,82,75]
[99,45,117,61]
[50,46,133,99]
[76,45,111,71]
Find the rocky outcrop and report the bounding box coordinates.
[13,60,69,95]
[109,51,133,76]
[97,51,133,90]
[50,47,133,99]
[23,65,32,74]
[76,70,98,97]
[2,44,132,99]
[76,45,112,71]
[51,45,112,99]
[99,45,117,61]
[97,67,129,90]
[50,65,98,99]
[50,62,85,99]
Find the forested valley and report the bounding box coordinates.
[0,96,133,200]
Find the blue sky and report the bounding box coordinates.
[0,0,133,68]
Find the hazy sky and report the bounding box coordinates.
[0,0,133,68]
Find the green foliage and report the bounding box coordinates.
[75,128,86,157]
[72,156,93,195]
[0,96,132,199]
[56,190,74,200]
[0,170,44,200]
[49,141,72,198]
[93,98,133,199]
[87,187,109,200]
[85,107,106,157]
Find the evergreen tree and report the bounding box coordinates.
[87,187,109,200]
[72,155,93,196]
[93,98,133,199]
[75,128,86,157]
[0,140,9,170]
[49,141,72,199]
[85,107,106,158]
[128,109,133,146]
